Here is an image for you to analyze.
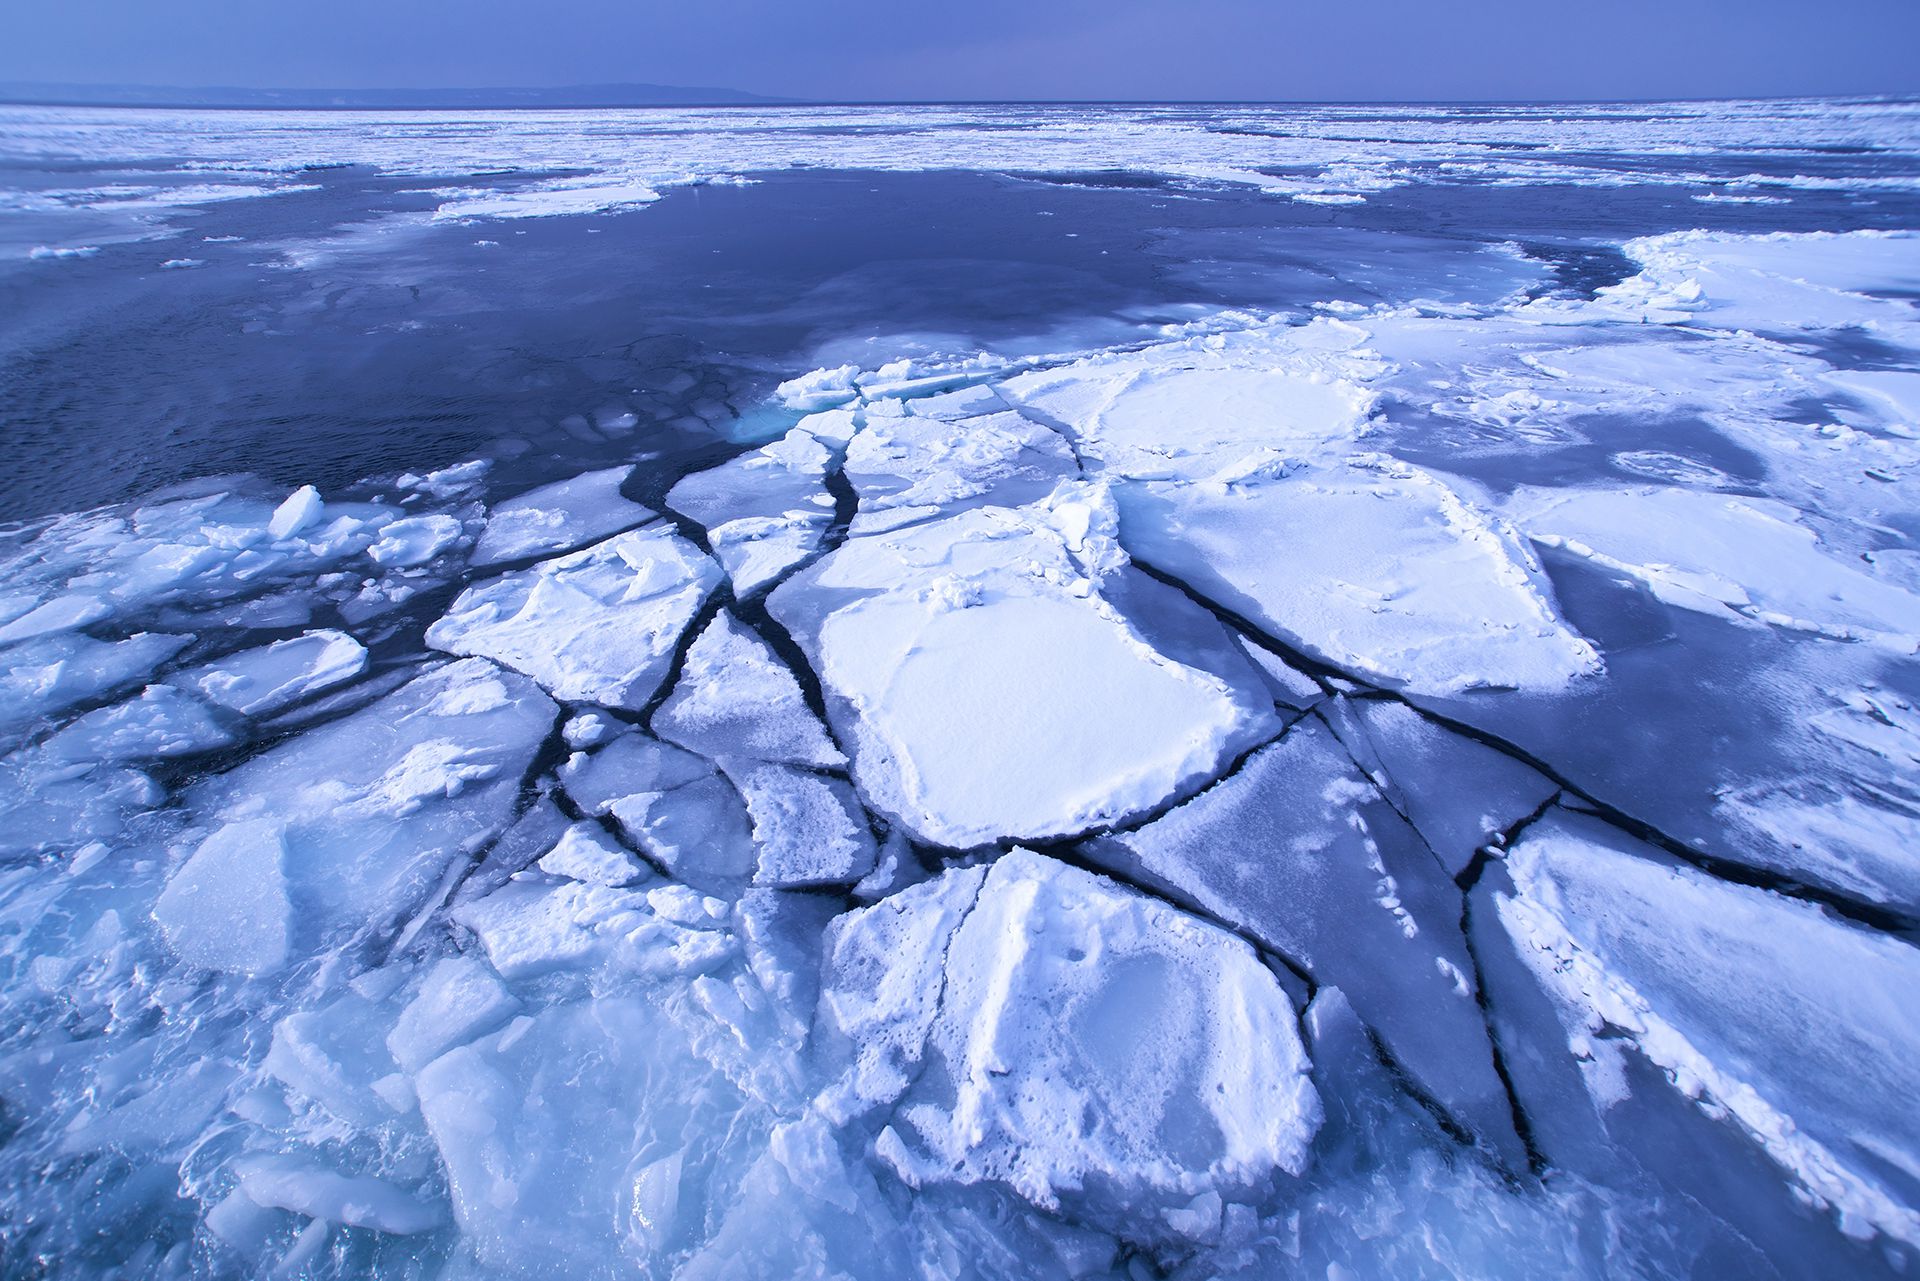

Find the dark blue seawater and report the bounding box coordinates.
[4,125,1917,523]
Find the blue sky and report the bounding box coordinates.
[5,0,1919,102]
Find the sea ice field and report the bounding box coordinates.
[2,97,1920,1279]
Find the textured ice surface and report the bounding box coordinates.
[843,407,1078,527]
[472,465,653,565]
[1085,718,1526,1166]
[819,850,1320,1243]
[5,102,1920,1281]
[1002,322,1600,694]
[668,415,846,596]
[770,485,1281,847]
[1509,484,1920,645]
[654,611,844,769]
[1489,810,1920,1248]
[172,628,367,716]
[171,658,555,965]
[427,525,720,709]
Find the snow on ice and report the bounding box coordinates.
[4,105,1920,1281]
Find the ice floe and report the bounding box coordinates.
[1487,809,1920,1248]
[654,611,844,769]
[818,849,1320,1244]
[667,413,848,597]
[427,525,720,709]
[171,628,366,716]
[472,465,653,565]
[770,483,1281,847]
[165,658,555,967]
[1086,717,1525,1164]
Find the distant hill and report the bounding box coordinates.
[0,81,800,109]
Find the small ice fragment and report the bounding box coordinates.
[268,486,324,539]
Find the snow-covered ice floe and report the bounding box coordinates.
[8,169,1920,1281]
[769,481,1282,847]
[427,524,720,709]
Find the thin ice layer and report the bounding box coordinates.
[473,466,654,565]
[1321,696,1558,877]
[1507,484,1920,645]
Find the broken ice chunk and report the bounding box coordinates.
[151,818,291,974]
[668,422,842,597]
[842,408,1078,524]
[0,592,110,644]
[729,762,877,888]
[416,997,741,1272]
[230,1156,442,1235]
[1321,696,1558,876]
[769,488,1281,847]
[1232,633,1325,712]
[473,466,653,566]
[267,485,324,540]
[536,821,646,887]
[1507,484,1920,645]
[653,611,844,769]
[172,628,367,717]
[385,955,521,1073]
[819,850,1320,1244]
[560,731,756,883]
[1491,809,1920,1249]
[1003,352,1376,485]
[39,684,233,764]
[367,513,463,567]
[0,631,192,741]
[181,658,554,951]
[1117,459,1601,695]
[426,526,720,709]
[1085,716,1525,1164]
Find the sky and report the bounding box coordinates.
[4,0,1920,103]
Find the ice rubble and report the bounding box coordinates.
[8,224,1920,1280]
[427,524,720,709]
[12,97,1919,238]
[0,484,438,643]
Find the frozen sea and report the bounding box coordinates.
[2,98,1920,1279]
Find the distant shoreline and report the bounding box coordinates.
[2,83,1917,112]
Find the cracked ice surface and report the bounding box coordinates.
[6,108,1920,1281]
[769,483,1282,847]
